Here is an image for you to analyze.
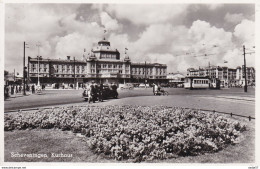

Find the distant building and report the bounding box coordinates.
[187,66,255,87]
[167,72,185,87]
[4,71,22,85]
[28,38,167,87]
[131,62,167,84]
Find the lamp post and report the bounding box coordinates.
[243,45,247,92]
[23,42,29,95]
[36,42,41,87]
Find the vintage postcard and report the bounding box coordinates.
[1,0,259,168]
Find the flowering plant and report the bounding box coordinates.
[4,105,247,162]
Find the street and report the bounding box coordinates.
[4,87,255,118]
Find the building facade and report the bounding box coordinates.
[167,72,185,87]
[28,38,167,87]
[187,66,255,87]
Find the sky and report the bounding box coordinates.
[4,3,255,75]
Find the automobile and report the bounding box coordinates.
[139,83,149,88]
[82,84,118,102]
[119,83,134,90]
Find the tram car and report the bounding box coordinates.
[184,76,220,89]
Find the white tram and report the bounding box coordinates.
[184,77,210,89]
[184,76,220,89]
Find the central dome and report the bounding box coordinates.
[98,38,110,46]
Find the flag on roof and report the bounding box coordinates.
[125,48,128,50]
[224,60,228,63]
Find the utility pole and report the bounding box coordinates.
[36,42,41,87]
[27,56,31,86]
[23,41,26,95]
[14,69,15,82]
[243,45,247,92]
[23,42,29,95]
[74,57,76,89]
[144,61,146,88]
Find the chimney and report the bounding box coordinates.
[67,56,70,60]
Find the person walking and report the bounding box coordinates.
[11,85,14,95]
[153,83,158,95]
[98,83,104,102]
[4,85,9,100]
[32,84,35,94]
[87,83,94,103]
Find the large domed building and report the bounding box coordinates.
[28,38,167,87]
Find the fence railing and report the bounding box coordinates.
[182,107,255,121]
[5,105,255,121]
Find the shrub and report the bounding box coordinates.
[4,105,247,162]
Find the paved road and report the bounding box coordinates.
[4,88,255,117]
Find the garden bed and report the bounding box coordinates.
[4,105,250,162]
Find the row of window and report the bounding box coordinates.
[31,68,48,73]
[100,54,117,59]
[96,64,126,69]
[193,80,209,84]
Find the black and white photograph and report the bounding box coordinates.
[1,1,258,167]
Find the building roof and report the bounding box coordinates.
[30,57,86,64]
[131,62,167,67]
[98,39,110,46]
[92,46,119,53]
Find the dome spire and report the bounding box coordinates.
[124,47,130,61]
[104,29,107,40]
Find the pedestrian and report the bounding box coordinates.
[153,83,158,95]
[4,85,8,100]
[8,85,11,96]
[99,83,104,102]
[93,83,99,101]
[32,84,35,94]
[111,83,118,98]
[87,84,94,103]
[11,85,14,95]
[14,85,17,97]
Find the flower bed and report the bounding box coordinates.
[4,105,246,162]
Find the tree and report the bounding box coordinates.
[4,70,9,76]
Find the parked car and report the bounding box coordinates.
[119,83,134,90]
[139,83,149,88]
[82,84,118,101]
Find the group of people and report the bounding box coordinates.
[152,83,161,94]
[4,84,22,100]
[4,84,44,100]
[84,82,118,103]
[84,83,104,103]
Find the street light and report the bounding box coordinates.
[23,42,29,95]
[36,42,41,87]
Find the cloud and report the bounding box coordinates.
[234,19,255,46]
[100,12,121,31]
[4,4,255,76]
[206,4,224,10]
[5,4,104,74]
[5,4,65,73]
[224,13,245,24]
[104,4,189,25]
[106,19,236,73]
